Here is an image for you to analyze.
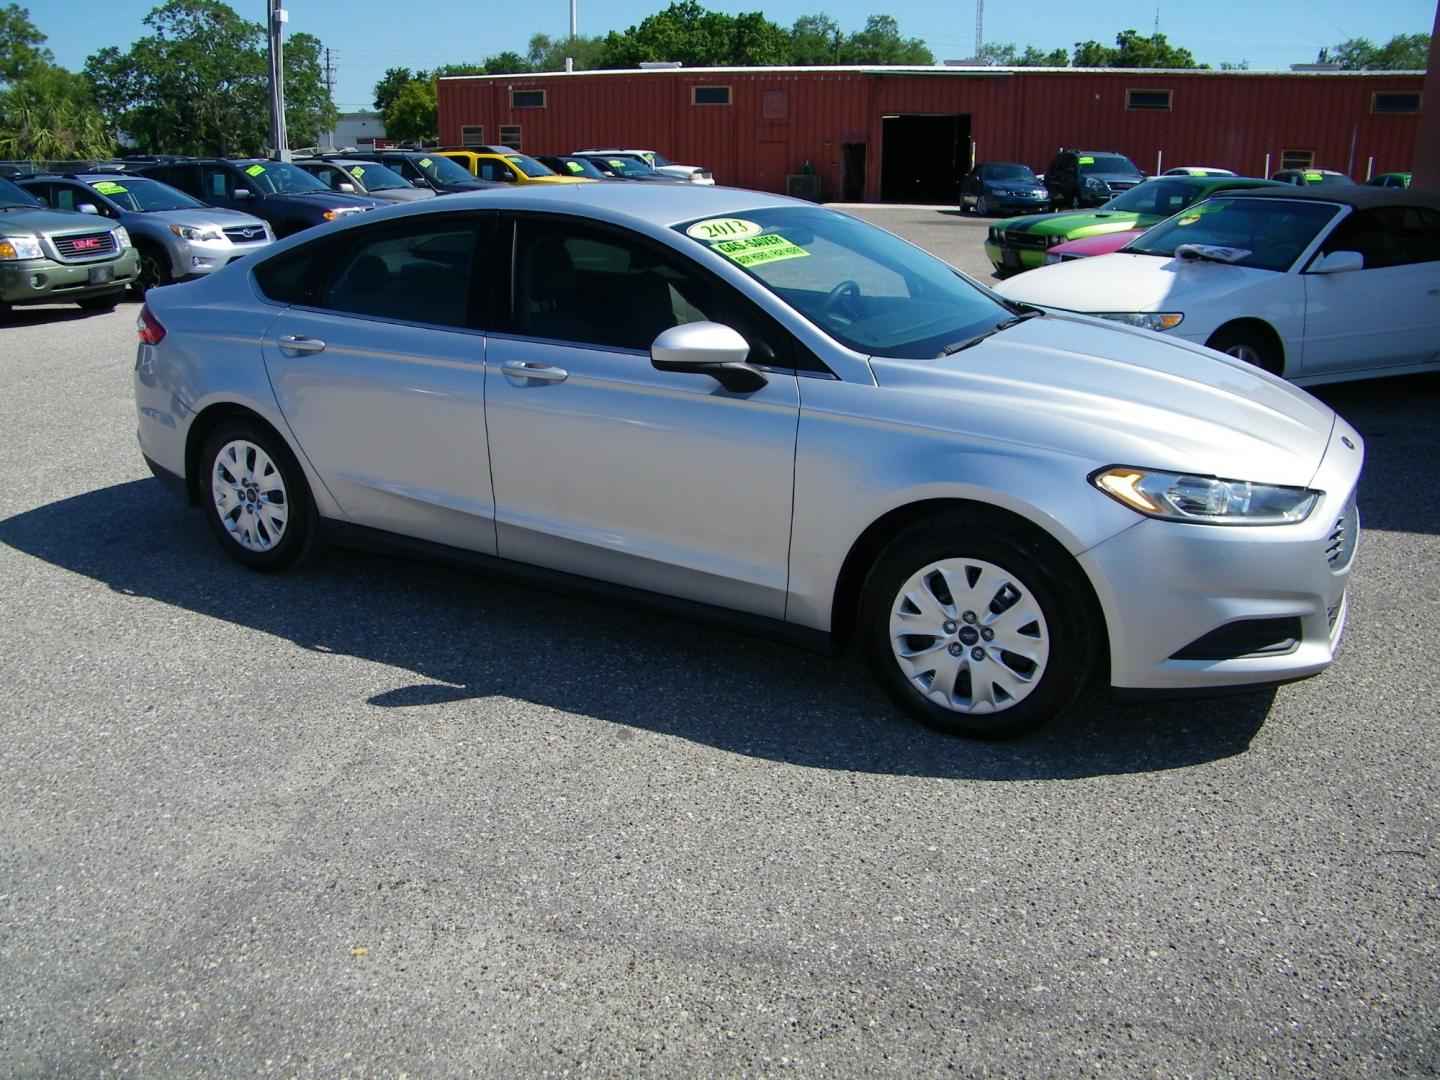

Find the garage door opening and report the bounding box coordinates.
[880,114,971,203]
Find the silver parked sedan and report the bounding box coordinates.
[133,185,1363,738]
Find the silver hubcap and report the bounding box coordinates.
[888,557,1050,714]
[1225,342,1262,365]
[212,440,288,552]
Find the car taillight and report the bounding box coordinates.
[137,304,166,345]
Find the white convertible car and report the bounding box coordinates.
[994,186,1440,386]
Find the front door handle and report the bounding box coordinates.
[278,334,327,355]
[501,360,568,383]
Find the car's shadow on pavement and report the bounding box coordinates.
[1310,371,1440,535]
[2,480,1278,781]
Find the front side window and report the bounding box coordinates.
[478,160,518,183]
[313,218,485,328]
[1123,197,1340,272]
[676,206,1013,359]
[1320,206,1440,269]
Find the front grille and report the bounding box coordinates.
[1002,230,1050,250]
[53,231,117,261]
[1107,181,1139,192]
[223,225,267,244]
[1326,495,1359,570]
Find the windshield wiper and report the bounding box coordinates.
[936,310,1043,357]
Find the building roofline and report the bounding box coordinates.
[438,64,1425,82]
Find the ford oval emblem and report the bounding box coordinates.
[1341,436,1355,450]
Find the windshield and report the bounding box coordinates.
[0,175,42,207]
[551,157,604,179]
[648,152,673,167]
[505,154,555,179]
[412,154,476,184]
[1103,179,1211,216]
[981,164,1037,181]
[242,161,330,194]
[342,162,407,191]
[1122,196,1341,271]
[677,207,1014,359]
[84,176,204,212]
[599,157,654,177]
[1310,172,1355,186]
[1079,154,1140,175]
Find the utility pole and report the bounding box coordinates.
[569,0,576,39]
[974,0,983,58]
[267,0,290,161]
[323,47,336,150]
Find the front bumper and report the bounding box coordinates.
[168,237,273,280]
[983,239,1050,275]
[1081,420,1363,691]
[0,250,140,305]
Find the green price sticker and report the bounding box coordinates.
[350,166,366,178]
[713,234,810,268]
[1304,172,1323,180]
[419,157,433,168]
[565,161,583,174]
[93,181,127,195]
[1078,156,1095,165]
[686,217,763,242]
[246,164,266,176]
[608,159,627,169]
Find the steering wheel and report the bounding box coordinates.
[821,279,863,322]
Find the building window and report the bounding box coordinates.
[692,86,731,106]
[1281,149,1314,170]
[761,89,789,121]
[460,125,485,146]
[1372,91,1421,114]
[510,90,545,109]
[499,125,522,150]
[1126,89,1172,111]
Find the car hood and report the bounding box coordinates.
[141,207,269,229]
[0,205,119,236]
[265,191,384,209]
[992,252,1276,313]
[867,313,1334,487]
[982,179,1046,193]
[364,187,436,201]
[1087,171,1145,186]
[995,210,1143,236]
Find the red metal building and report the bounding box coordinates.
[436,66,1425,202]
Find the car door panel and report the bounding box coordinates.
[485,335,800,618]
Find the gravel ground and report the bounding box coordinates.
[0,209,1436,1077]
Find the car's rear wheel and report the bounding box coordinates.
[1207,324,1282,376]
[859,512,1094,738]
[199,419,320,572]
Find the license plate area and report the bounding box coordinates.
[87,265,113,285]
[1002,250,1022,269]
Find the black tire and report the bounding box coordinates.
[975,195,990,216]
[199,418,320,572]
[858,511,1095,738]
[77,292,121,312]
[133,243,171,298]
[1206,324,1282,376]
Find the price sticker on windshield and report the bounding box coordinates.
[93,181,128,195]
[1304,171,1323,181]
[350,166,366,178]
[419,157,433,168]
[686,218,763,242]
[712,233,810,268]
[1078,156,1095,164]
[245,164,266,176]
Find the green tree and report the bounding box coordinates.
[1018,45,1069,66]
[0,3,52,84]
[384,79,436,143]
[839,15,933,64]
[1333,33,1430,69]
[598,1,788,67]
[0,64,114,159]
[789,14,843,64]
[482,51,529,74]
[84,0,336,155]
[1071,39,1116,66]
[373,66,417,113]
[1073,30,1204,68]
[527,33,607,71]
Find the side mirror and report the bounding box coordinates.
[78,203,100,215]
[1309,250,1364,274]
[232,188,252,198]
[337,182,356,193]
[410,178,428,188]
[651,322,767,393]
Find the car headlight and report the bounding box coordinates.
[0,234,44,260]
[322,208,363,221]
[114,226,132,249]
[167,224,220,242]
[1094,312,1184,331]
[1083,176,1109,192]
[1091,466,1320,525]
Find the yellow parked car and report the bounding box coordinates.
[436,147,593,185]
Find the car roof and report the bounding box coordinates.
[1224,185,1440,211]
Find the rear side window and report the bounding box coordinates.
[254,241,337,305]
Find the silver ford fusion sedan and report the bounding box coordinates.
[133,185,1363,738]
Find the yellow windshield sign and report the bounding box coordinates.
[245,164,266,176]
[350,166,366,178]
[1304,171,1323,180]
[419,157,433,168]
[713,234,810,268]
[1078,156,1095,165]
[93,181,128,195]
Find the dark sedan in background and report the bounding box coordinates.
[960,163,1050,217]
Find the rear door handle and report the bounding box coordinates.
[501,360,568,383]
[278,334,327,355]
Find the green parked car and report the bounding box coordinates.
[1367,172,1412,188]
[983,174,1285,276]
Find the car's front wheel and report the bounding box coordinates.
[1207,324,1282,376]
[199,419,319,571]
[859,512,1094,738]
[975,195,990,216]
[133,243,172,297]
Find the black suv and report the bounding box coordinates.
[1043,150,1146,209]
[131,158,384,237]
[318,151,501,195]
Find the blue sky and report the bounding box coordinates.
[34,0,1435,111]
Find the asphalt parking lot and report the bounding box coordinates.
[2,208,1437,1076]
